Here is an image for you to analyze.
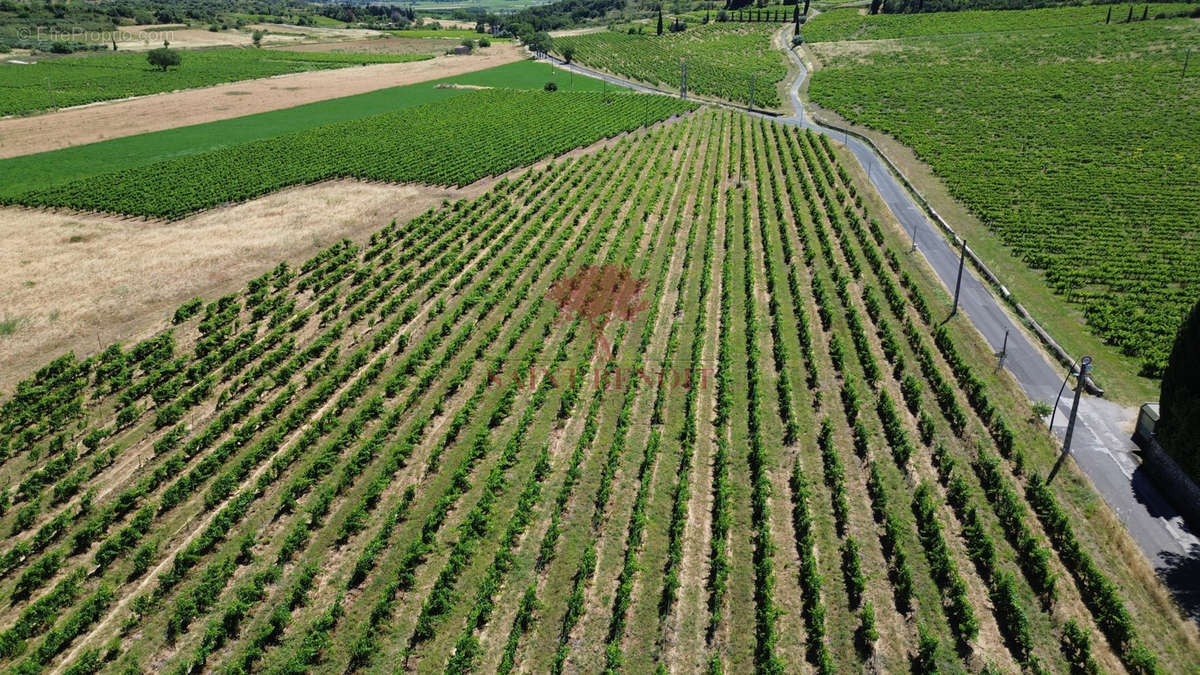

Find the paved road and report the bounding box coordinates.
[541,39,1200,619]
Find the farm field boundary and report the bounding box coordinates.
[0,48,438,118]
[0,60,608,196]
[0,43,527,161]
[1,89,696,219]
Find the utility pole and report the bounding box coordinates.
[1048,357,1078,431]
[680,59,687,100]
[951,237,967,316]
[1049,356,1092,484]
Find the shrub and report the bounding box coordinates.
[544,81,558,91]
[915,622,939,673]
[147,46,181,71]
[856,602,878,656]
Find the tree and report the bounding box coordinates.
[526,31,552,55]
[147,45,181,71]
[1159,297,1200,483]
[657,7,663,35]
[1106,6,1112,23]
[793,4,799,26]
[561,45,575,63]
[252,30,265,47]
[870,0,882,14]
[1141,5,1148,20]
[1126,5,1133,22]
[544,80,558,91]
[804,0,810,15]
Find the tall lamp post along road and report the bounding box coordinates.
[1049,355,1092,483]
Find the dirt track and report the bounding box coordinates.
[0,42,523,159]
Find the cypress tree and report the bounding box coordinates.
[1106,6,1112,23]
[803,0,810,15]
[657,7,664,35]
[1159,298,1200,483]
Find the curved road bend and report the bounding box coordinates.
[539,36,1200,619]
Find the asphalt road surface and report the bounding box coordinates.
[541,36,1200,620]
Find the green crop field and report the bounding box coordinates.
[804,7,1200,375]
[553,22,788,108]
[800,3,1199,41]
[0,48,435,116]
[2,89,695,218]
[0,60,613,199]
[0,110,1194,674]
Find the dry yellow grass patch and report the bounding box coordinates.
[0,180,471,394]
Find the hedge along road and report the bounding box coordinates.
[539,25,1200,621]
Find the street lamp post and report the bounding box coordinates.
[1048,357,1078,431]
[1049,355,1092,483]
[950,238,967,316]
